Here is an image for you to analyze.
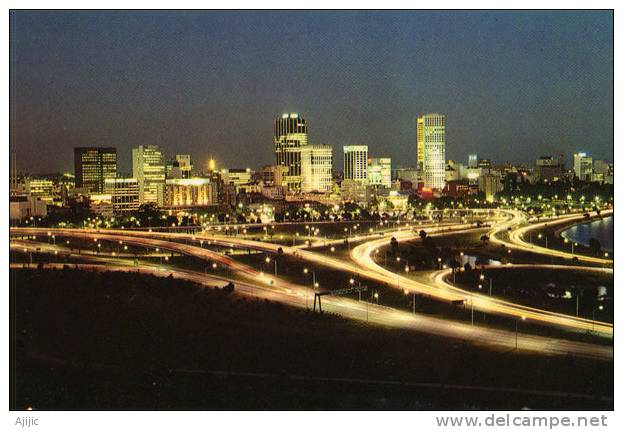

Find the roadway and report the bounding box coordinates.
[9,240,612,361]
[11,215,613,336]
[490,209,613,265]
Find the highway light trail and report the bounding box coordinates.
[489,209,613,265]
[10,240,612,361]
[348,212,613,335]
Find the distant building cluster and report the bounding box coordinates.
[9,111,613,222]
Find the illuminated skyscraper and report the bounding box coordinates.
[573,152,593,181]
[343,145,368,182]
[132,145,166,205]
[274,113,308,192]
[104,177,140,214]
[301,145,333,193]
[367,158,391,188]
[468,154,478,168]
[417,113,446,190]
[73,147,117,193]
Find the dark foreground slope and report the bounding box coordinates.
[10,268,612,410]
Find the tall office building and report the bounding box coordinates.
[417,114,446,190]
[535,156,563,182]
[301,145,333,193]
[573,152,593,181]
[132,145,166,205]
[343,145,368,182]
[274,113,308,192]
[74,147,117,193]
[367,158,392,188]
[166,154,193,179]
[468,154,478,168]
[104,177,140,214]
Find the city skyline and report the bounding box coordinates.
[9,8,615,415]
[11,11,613,174]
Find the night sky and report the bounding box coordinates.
[10,10,613,175]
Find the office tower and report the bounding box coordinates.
[73,147,117,193]
[25,178,55,203]
[301,145,333,193]
[417,114,446,190]
[261,165,288,187]
[164,178,219,208]
[104,177,140,214]
[593,160,613,184]
[367,158,392,188]
[274,113,308,192]
[468,154,478,169]
[132,145,166,205]
[478,173,503,202]
[221,168,253,192]
[573,152,593,181]
[166,154,193,179]
[535,156,563,182]
[343,145,368,182]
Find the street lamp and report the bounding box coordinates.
[592,305,604,332]
[480,273,493,296]
[304,268,316,310]
[404,288,416,314]
[516,316,527,349]
[465,295,474,326]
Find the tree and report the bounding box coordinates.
[589,238,602,255]
[135,202,160,227]
[449,259,461,274]
[475,256,488,268]
[390,237,399,255]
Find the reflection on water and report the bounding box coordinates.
[561,216,614,252]
[459,254,502,267]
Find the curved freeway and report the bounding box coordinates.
[9,239,612,361]
[490,209,613,265]
[349,230,613,335]
[11,216,613,336]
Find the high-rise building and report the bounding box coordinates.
[74,147,117,193]
[25,178,55,203]
[591,160,613,184]
[132,145,166,205]
[166,154,193,179]
[301,145,333,193]
[478,173,503,202]
[573,152,593,181]
[221,168,254,192]
[535,156,563,182]
[343,145,368,182]
[274,113,308,192]
[163,178,219,208]
[367,158,392,188]
[417,114,446,190]
[260,165,288,187]
[468,154,478,169]
[104,177,140,214]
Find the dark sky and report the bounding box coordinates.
[10,10,613,174]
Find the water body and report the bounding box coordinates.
[561,216,614,252]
